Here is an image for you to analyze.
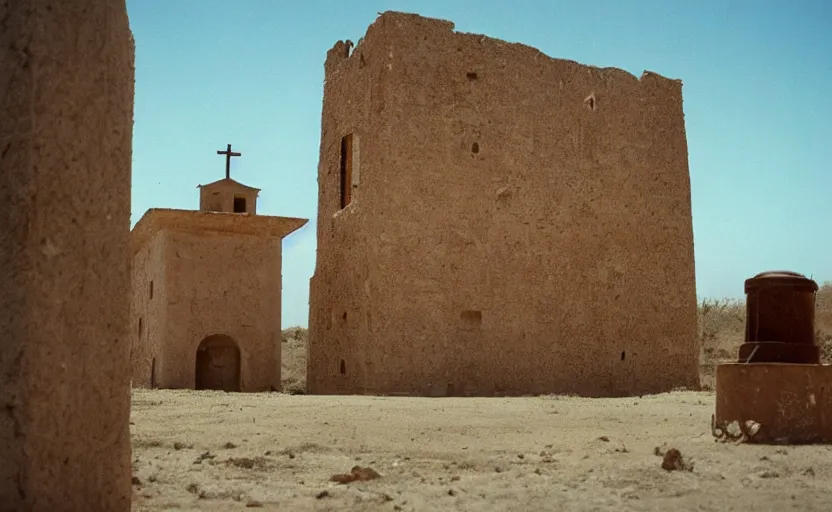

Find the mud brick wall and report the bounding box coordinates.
[308,12,698,397]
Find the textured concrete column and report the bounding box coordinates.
[0,1,134,510]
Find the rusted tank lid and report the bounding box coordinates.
[744,270,819,293]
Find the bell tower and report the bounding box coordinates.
[130,142,308,393]
[197,143,260,214]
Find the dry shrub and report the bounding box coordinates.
[697,282,832,389]
[697,298,744,389]
[282,326,307,342]
[281,327,308,394]
[816,282,832,360]
[698,297,745,348]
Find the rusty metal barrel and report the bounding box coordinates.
[738,270,819,364]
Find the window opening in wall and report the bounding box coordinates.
[621,351,626,361]
[233,196,247,213]
[461,310,482,329]
[340,134,353,209]
[340,359,346,375]
[584,93,596,111]
[471,142,479,154]
[466,71,478,80]
[138,317,143,337]
[149,280,153,299]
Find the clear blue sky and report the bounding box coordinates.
[126,0,831,328]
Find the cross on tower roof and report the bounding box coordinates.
[216,143,242,180]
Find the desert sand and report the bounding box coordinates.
[130,389,832,511]
[130,286,832,511]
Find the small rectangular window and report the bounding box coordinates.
[461,310,482,329]
[233,196,247,213]
[340,134,353,209]
[149,280,153,299]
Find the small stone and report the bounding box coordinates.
[193,451,215,464]
[131,476,142,486]
[598,436,610,442]
[330,465,381,484]
[315,490,330,499]
[246,499,264,507]
[661,448,692,471]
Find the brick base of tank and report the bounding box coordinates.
[714,363,832,444]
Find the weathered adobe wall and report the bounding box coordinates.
[308,35,382,394]
[131,231,168,388]
[159,230,283,391]
[309,11,698,397]
[0,0,135,509]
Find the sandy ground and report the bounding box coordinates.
[129,293,832,511]
[130,389,832,511]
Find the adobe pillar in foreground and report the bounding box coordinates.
[0,1,135,509]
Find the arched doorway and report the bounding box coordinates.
[195,334,241,392]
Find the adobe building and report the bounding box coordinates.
[1,0,134,508]
[130,146,307,392]
[307,12,698,397]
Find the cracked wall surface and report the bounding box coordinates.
[308,11,698,397]
[0,0,134,508]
